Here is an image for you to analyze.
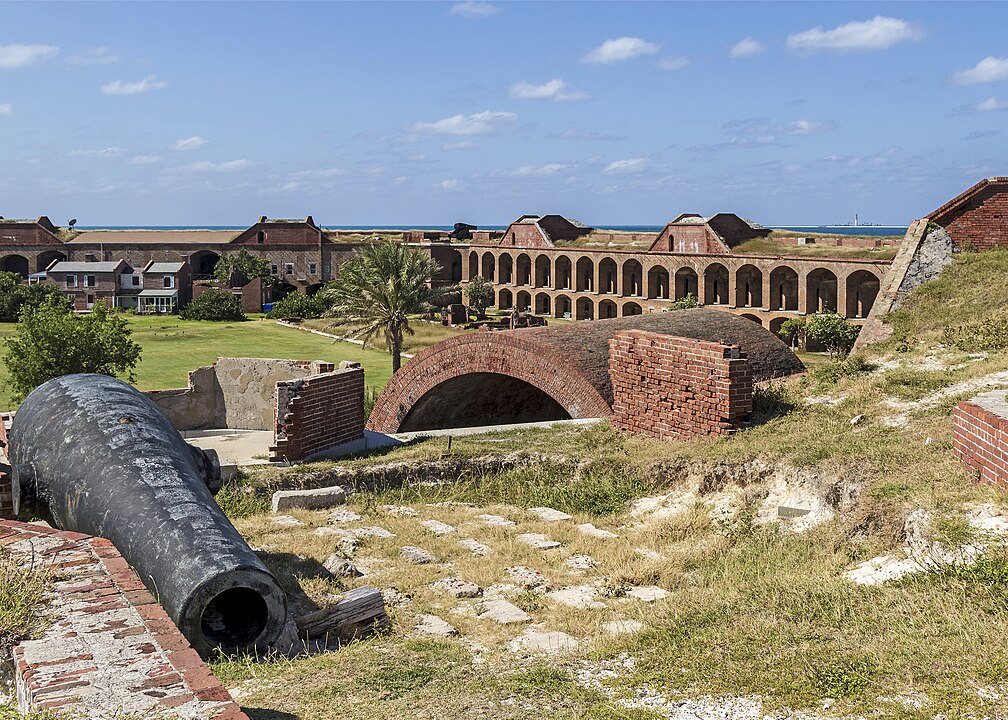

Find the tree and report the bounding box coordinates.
[322,240,452,372]
[265,291,330,320]
[0,271,69,322]
[4,298,142,403]
[669,293,699,311]
[213,249,274,287]
[778,317,807,351]
[464,275,493,319]
[179,289,246,321]
[806,312,859,359]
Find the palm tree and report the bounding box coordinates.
[322,240,455,372]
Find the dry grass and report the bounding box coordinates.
[0,551,51,650]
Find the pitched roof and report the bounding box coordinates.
[49,261,127,273]
[145,262,186,273]
[929,177,1008,222]
[66,230,239,245]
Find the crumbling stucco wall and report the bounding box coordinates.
[894,225,954,308]
[147,358,334,431]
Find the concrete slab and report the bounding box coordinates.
[183,429,274,464]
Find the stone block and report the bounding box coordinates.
[271,486,346,513]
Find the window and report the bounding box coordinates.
[285,263,294,275]
[309,263,317,275]
[84,275,96,288]
[66,275,77,288]
[87,294,95,304]
[257,230,266,245]
[271,264,278,275]
[132,275,140,287]
[163,275,174,289]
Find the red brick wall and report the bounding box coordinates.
[650,225,730,254]
[931,179,1008,252]
[953,393,1008,487]
[609,330,753,440]
[270,363,365,461]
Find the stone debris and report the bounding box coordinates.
[602,619,644,635]
[531,507,573,522]
[478,513,516,527]
[414,614,459,637]
[383,505,419,517]
[328,508,363,524]
[431,577,483,598]
[323,555,364,578]
[546,585,604,610]
[314,527,360,554]
[458,538,492,556]
[508,629,580,654]
[354,526,395,539]
[381,587,412,609]
[626,586,670,602]
[565,554,596,570]
[400,546,439,564]
[506,565,551,590]
[272,486,346,513]
[633,547,666,561]
[478,598,532,625]
[576,523,618,539]
[271,515,304,527]
[420,519,458,536]
[850,414,865,426]
[517,533,561,550]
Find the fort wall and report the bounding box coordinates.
[954,390,1008,488]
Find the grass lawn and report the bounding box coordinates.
[0,316,397,412]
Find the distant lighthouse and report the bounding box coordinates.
[854,213,859,227]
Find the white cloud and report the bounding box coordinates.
[656,56,688,71]
[510,163,570,177]
[131,155,162,164]
[786,16,924,54]
[411,110,516,135]
[442,140,477,150]
[956,96,1008,114]
[550,128,625,142]
[101,75,167,95]
[510,79,590,102]
[449,1,500,17]
[292,168,346,179]
[786,119,837,135]
[953,57,1008,86]
[67,47,119,65]
[439,179,463,190]
[69,146,127,157]
[0,103,10,116]
[603,157,648,174]
[173,136,208,150]
[582,37,659,64]
[730,37,766,59]
[0,44,58,68]
[187,159,251,172]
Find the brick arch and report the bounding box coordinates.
[367,333,612,433]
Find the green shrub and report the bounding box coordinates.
[669,293,699,310]
[465,275,493,318]
[806,312,859,358]
[265,291,329,320]
[807,655,876,699]
[809,354,875,385]
[942,313,1008,352]
[179,290,246,321]
[777,317,807,350]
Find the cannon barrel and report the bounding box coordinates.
[8,374,287,658]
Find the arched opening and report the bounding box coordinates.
[535,292,551,315]
[468,251,479,281]
[190,250,222,279]
[498,288,513,310]
[448,250,463,283]
[554,256,572,290]
[399,372,572,432]
[621,259,643,297]
[0,255,29,280]
[806,268,838,314]
[498,253,513,284]
[647,266,670,300]
[481,252,496,282]
[769,266,798,311]
[554,294,571,319]
[599,258,618,295]
[534,255,551,288]
[599,299,618,319]
[769,317,787,337]
[576,297,594,320]
[703,263,728,305]
[516,254,532,286]
[516,290,531,311]
[36,250,66,273]
[675,267,699,302]
[622,302,643,317]
[846,270,880,318]
[575,257,594,292]
[740,313,763,326]
[736,264,763,308]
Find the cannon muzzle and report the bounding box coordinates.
[9,374,288,657]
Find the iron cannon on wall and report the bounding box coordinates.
[8,373,288,658]
[449,222,478,240]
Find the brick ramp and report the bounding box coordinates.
[1,520,248,719]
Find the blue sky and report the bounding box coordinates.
[1,1,1006,226]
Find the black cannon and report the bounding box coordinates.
[8,374,288,658]
[449,222,478,240]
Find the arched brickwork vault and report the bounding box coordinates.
[368,308,804,433]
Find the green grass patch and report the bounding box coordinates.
[0,551,51,650]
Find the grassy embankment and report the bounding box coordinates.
[210,250,1008,719]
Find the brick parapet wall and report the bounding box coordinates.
[270,363,365,461]
[931,178,1008,252]
[0,519,248,719]
[953,390,1008,488]
[608,330,753,440]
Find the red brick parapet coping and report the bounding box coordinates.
[609,330,753,440]
[954,390,1008,488]
[1,519,248,719]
